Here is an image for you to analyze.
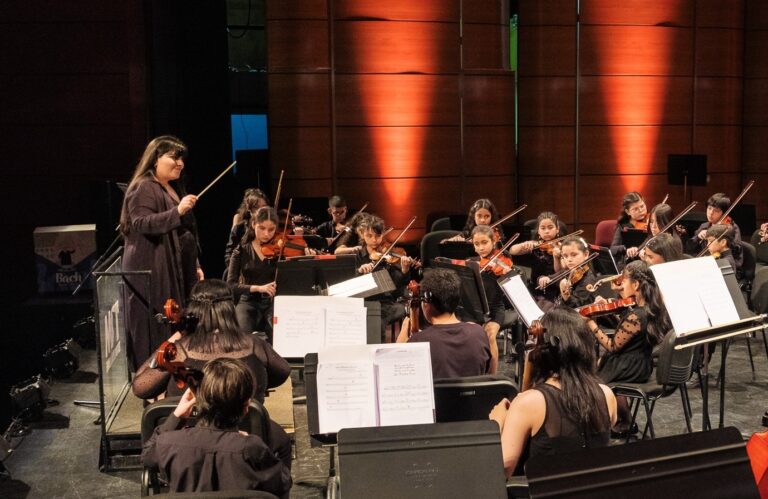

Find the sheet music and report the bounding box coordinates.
[651,257,739,337]
[273,296,365,357]
[316,360,377,434]
[324,307,367,347]
[373,344,435,427]
[498,274,544,326]
[327,273,377,297]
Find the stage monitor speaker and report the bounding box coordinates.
[526,426,758,498]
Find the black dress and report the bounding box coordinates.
[595,306,653,384]
[122,176,199,370]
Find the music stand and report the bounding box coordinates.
[276,255,357,295]
[433,258,490,324]
[438,241,475,260]
[668,154,707,203]
[620,228,647,249]
[590,245,620,277]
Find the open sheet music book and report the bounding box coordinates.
[497,273,544,327]
[326,269,396,298]
[651,257,740,337]
[273,296,367,358]
[316,343,435,434]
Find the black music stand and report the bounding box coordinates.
[275,255,357,295]
[433,258,490,325]
[526,426,757,498]
[620,228,648,249]
[590,245,620,277]
[438,241,475,260]
[668,154,707,203]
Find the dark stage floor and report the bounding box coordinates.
[1,335,766,498]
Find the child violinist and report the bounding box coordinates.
[512,212,564,310]
[705,224,741,278]
[224,188,271,278]
[443,198,505,243]
[227,206,280,342]
[551,236,597,309]
[315,195,348,251]
[610,192,647,264]
[640,233,684,266]
[684,193,743,260]
[334,211,372,255]
[355,215,417,340]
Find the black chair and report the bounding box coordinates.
[434,374,518,423]
[140,398,272,496]
[610,330,695,440]
[740,241,757,302]
[754,230,768,269]
[420,230,460,268]
[151,491,279,499]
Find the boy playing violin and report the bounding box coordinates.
[684,193,743,264]
[315,195,348,251]
[355,215,418,341]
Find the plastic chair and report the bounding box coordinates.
[610,330,695,440]
[420,230,460,268]
[140,398,272,496]
[594,220,617,248]
[434,374,518,423]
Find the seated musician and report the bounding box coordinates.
[539,236,596,309]
[705,224,742,278]
[133,279,292,468]
[640,232,684,266]
[396,268,492,379]
[142,358,292,497]
[227,206,280,341]
[583,260,670,436]
[334,211,371,255]
[355,215,416,340]
[610,191,647,264]
[515,211,564,311]
[684,193,743,264]
[223,188,270,279]
[443,198,505,243]
[315,195,348,252]
[648,203,682,244]
[489,306,617,478]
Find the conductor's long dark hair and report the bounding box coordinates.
[531,306,611,434]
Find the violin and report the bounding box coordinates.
[538,252,598,290]
[631,218,649,232]
[479,250,513,276]
[152,341,204,391]
[577,297,636,319]
[568,265,590,286]
[535,230,584,255]
[260,234,311,259]
[370,245,409,265]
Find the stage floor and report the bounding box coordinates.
[1,335,766,498]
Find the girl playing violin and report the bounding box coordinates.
[223,188,270,280]
[641,233,684,266]
[512,212,564,310]
[334,211,372,256]
[610,192,647,263]
[315,195,348,251]
[355,215,416,341]
[444,198,505,243]
[583,260,670,436]
[547,236,597,309]
[705,224,741,278]
[227,206,281,342]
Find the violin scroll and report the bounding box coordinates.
[153,341,203,391]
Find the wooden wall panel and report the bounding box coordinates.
[694,77,742,125]
[696,0,744,28]
[463,0,508,24]
[519,0,577,26]
[579,76,692,125]
[464,126,516,176]
[335,127,462,178]
[518,127,575,175]
[463,176,517,214]
[744,31,768,78]
[334,0,459,22]
[269,127,332,175]
[518,26,576,76]
[579,125,692,175]
[746,0,768,29]
[696,28,743,77]
[463,24,509,70]
[464,75,515,125]
[333,21,459,73]
[693,126,741,172]
[266,0,327,19]
[518,77,576,125]
[580,0,694,26]
[578,176,672,224]
[277,179,334,200]
[518,176,575,225]
[742,126,768,172]
[267,74,330,126]
[687,173,741,207]
[580,26,693,76]
[334,75,460,126]
[267,20,329,71]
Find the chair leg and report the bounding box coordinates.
[626,397,642,444]
[679,384,693,433]
[762,330,768,362]
[640,398,656,439]
[745,334,756,374]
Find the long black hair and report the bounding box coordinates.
[616,191,644,225]
[185,279,249,354]
[463,198,499,234]
[624,260,670,345]
[241,206,279,246]
[531,306,611,433]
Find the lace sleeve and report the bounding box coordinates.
[253,337,291,388]
[590,311,642,353]
[132,357,171,399]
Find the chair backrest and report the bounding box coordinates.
[420,230,460,268]
[430,216,452,232]
[751,267,768,314]
[594,220,617,248]
[754,232,768,266]
[434,374,518,423]
[740,241,757,283]
[655,330,694,386]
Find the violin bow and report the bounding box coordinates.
[371,216,417,271]
[328,201,369,248]
[715,180,754,225]
[660,193,669,206]
[273,169,285,209]
[534,229,584,251]
[537,252,598,290]
[480,233,520,272]
[196,161,237,199]
[490,204,528,230]
[638,201,697,251]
